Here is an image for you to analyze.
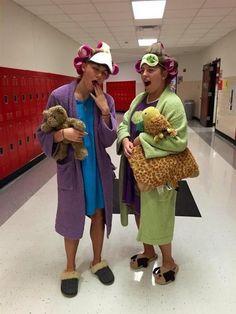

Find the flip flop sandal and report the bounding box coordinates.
[130,253,158,269]
[60,270,80,297]
[153,265,179,285]
[90,260,115,285]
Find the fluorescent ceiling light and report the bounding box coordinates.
[132,0,166,19]
[138,38,157,46]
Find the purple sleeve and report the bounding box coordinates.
[36,92,59,157]
[97,94,117,147]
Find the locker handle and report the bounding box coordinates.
[3,95,8,104]
[13,95,18,103]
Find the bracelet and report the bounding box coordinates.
[61,129,64,140]
[102,113,110,117]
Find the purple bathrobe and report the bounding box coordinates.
[37,79,117,239]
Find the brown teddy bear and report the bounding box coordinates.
[129,107,199,191]
[41,105,88,161]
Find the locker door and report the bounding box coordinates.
[0,122,11,179]
[32,116,42,156]
[11,75,21,121]
[19,75,29,118]
[24,119,34,160]
[39,77,46,115]
[0,75,4,123]
[106,81,136,112]
[6,122,20,174]
[32,77,39,116]
[27,76,35,117]
[16,120,28,167]
[1,74,14,121]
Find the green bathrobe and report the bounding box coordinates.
[117,86,188,245]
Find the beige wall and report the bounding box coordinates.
[0,0,78,76]
[201,29,236,141]
[176,81,202,118]
[216,77,236,140]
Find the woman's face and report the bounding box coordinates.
[81,62,109,91]
[140,64,167,95]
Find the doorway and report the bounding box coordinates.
[200,59,220,127]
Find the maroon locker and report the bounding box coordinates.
[16,120,28,167]
[0,75,3,123]
[106,81,136,112]
[6,122,20,173]
[11,74,21,121]
[32,76,40,116]
[39,76,47,115]
[19,75,30,118]
[0,122,11,179]
[46,77,53,97]
[32,116,42,156]
[24,119,34,160]
[27,76,35,117]
[1,73,14,121]
[1,67,75,180]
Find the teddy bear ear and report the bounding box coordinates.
[42,110,48,117]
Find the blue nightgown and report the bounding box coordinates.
[76,97,105,216]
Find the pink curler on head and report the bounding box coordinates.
[96,41,103,49]
[112,64,119,75]
[78,45,93,58]
[135,59,142,73]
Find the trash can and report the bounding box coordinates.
[184,100,194,120]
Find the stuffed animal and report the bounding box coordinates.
[140,106,177,141]
[128,107,199,191]
[41,105,88,161]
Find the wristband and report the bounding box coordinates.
[102,113,110,116]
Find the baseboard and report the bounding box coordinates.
[215,129,236,146]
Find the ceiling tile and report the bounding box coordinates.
[24,5,63,14]
[203,0,236,8]
[94,2,131,13]
[59,4,97,14]
[164,9,199,18]
[165,0,205,9]
[12,0,236,62]
[197,8,232,16]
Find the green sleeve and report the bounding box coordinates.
[139,95,188,159]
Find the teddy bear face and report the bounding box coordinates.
[43,106,68,128]
[142,107,160,125]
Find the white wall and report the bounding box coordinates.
[0,0,78,76]
[201,29,236,77]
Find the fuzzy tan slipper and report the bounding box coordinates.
[153,265,179,285]
[90,260,114,285]
[61,270,80,297]
[130,253,158,269]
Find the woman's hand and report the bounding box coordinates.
[133,136,141,147]
[90,83,109,115]
[122,138,134,158]
[64,128,86,143]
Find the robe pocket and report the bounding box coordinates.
[57,160,74,190]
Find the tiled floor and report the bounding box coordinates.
[0,119,236,314]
